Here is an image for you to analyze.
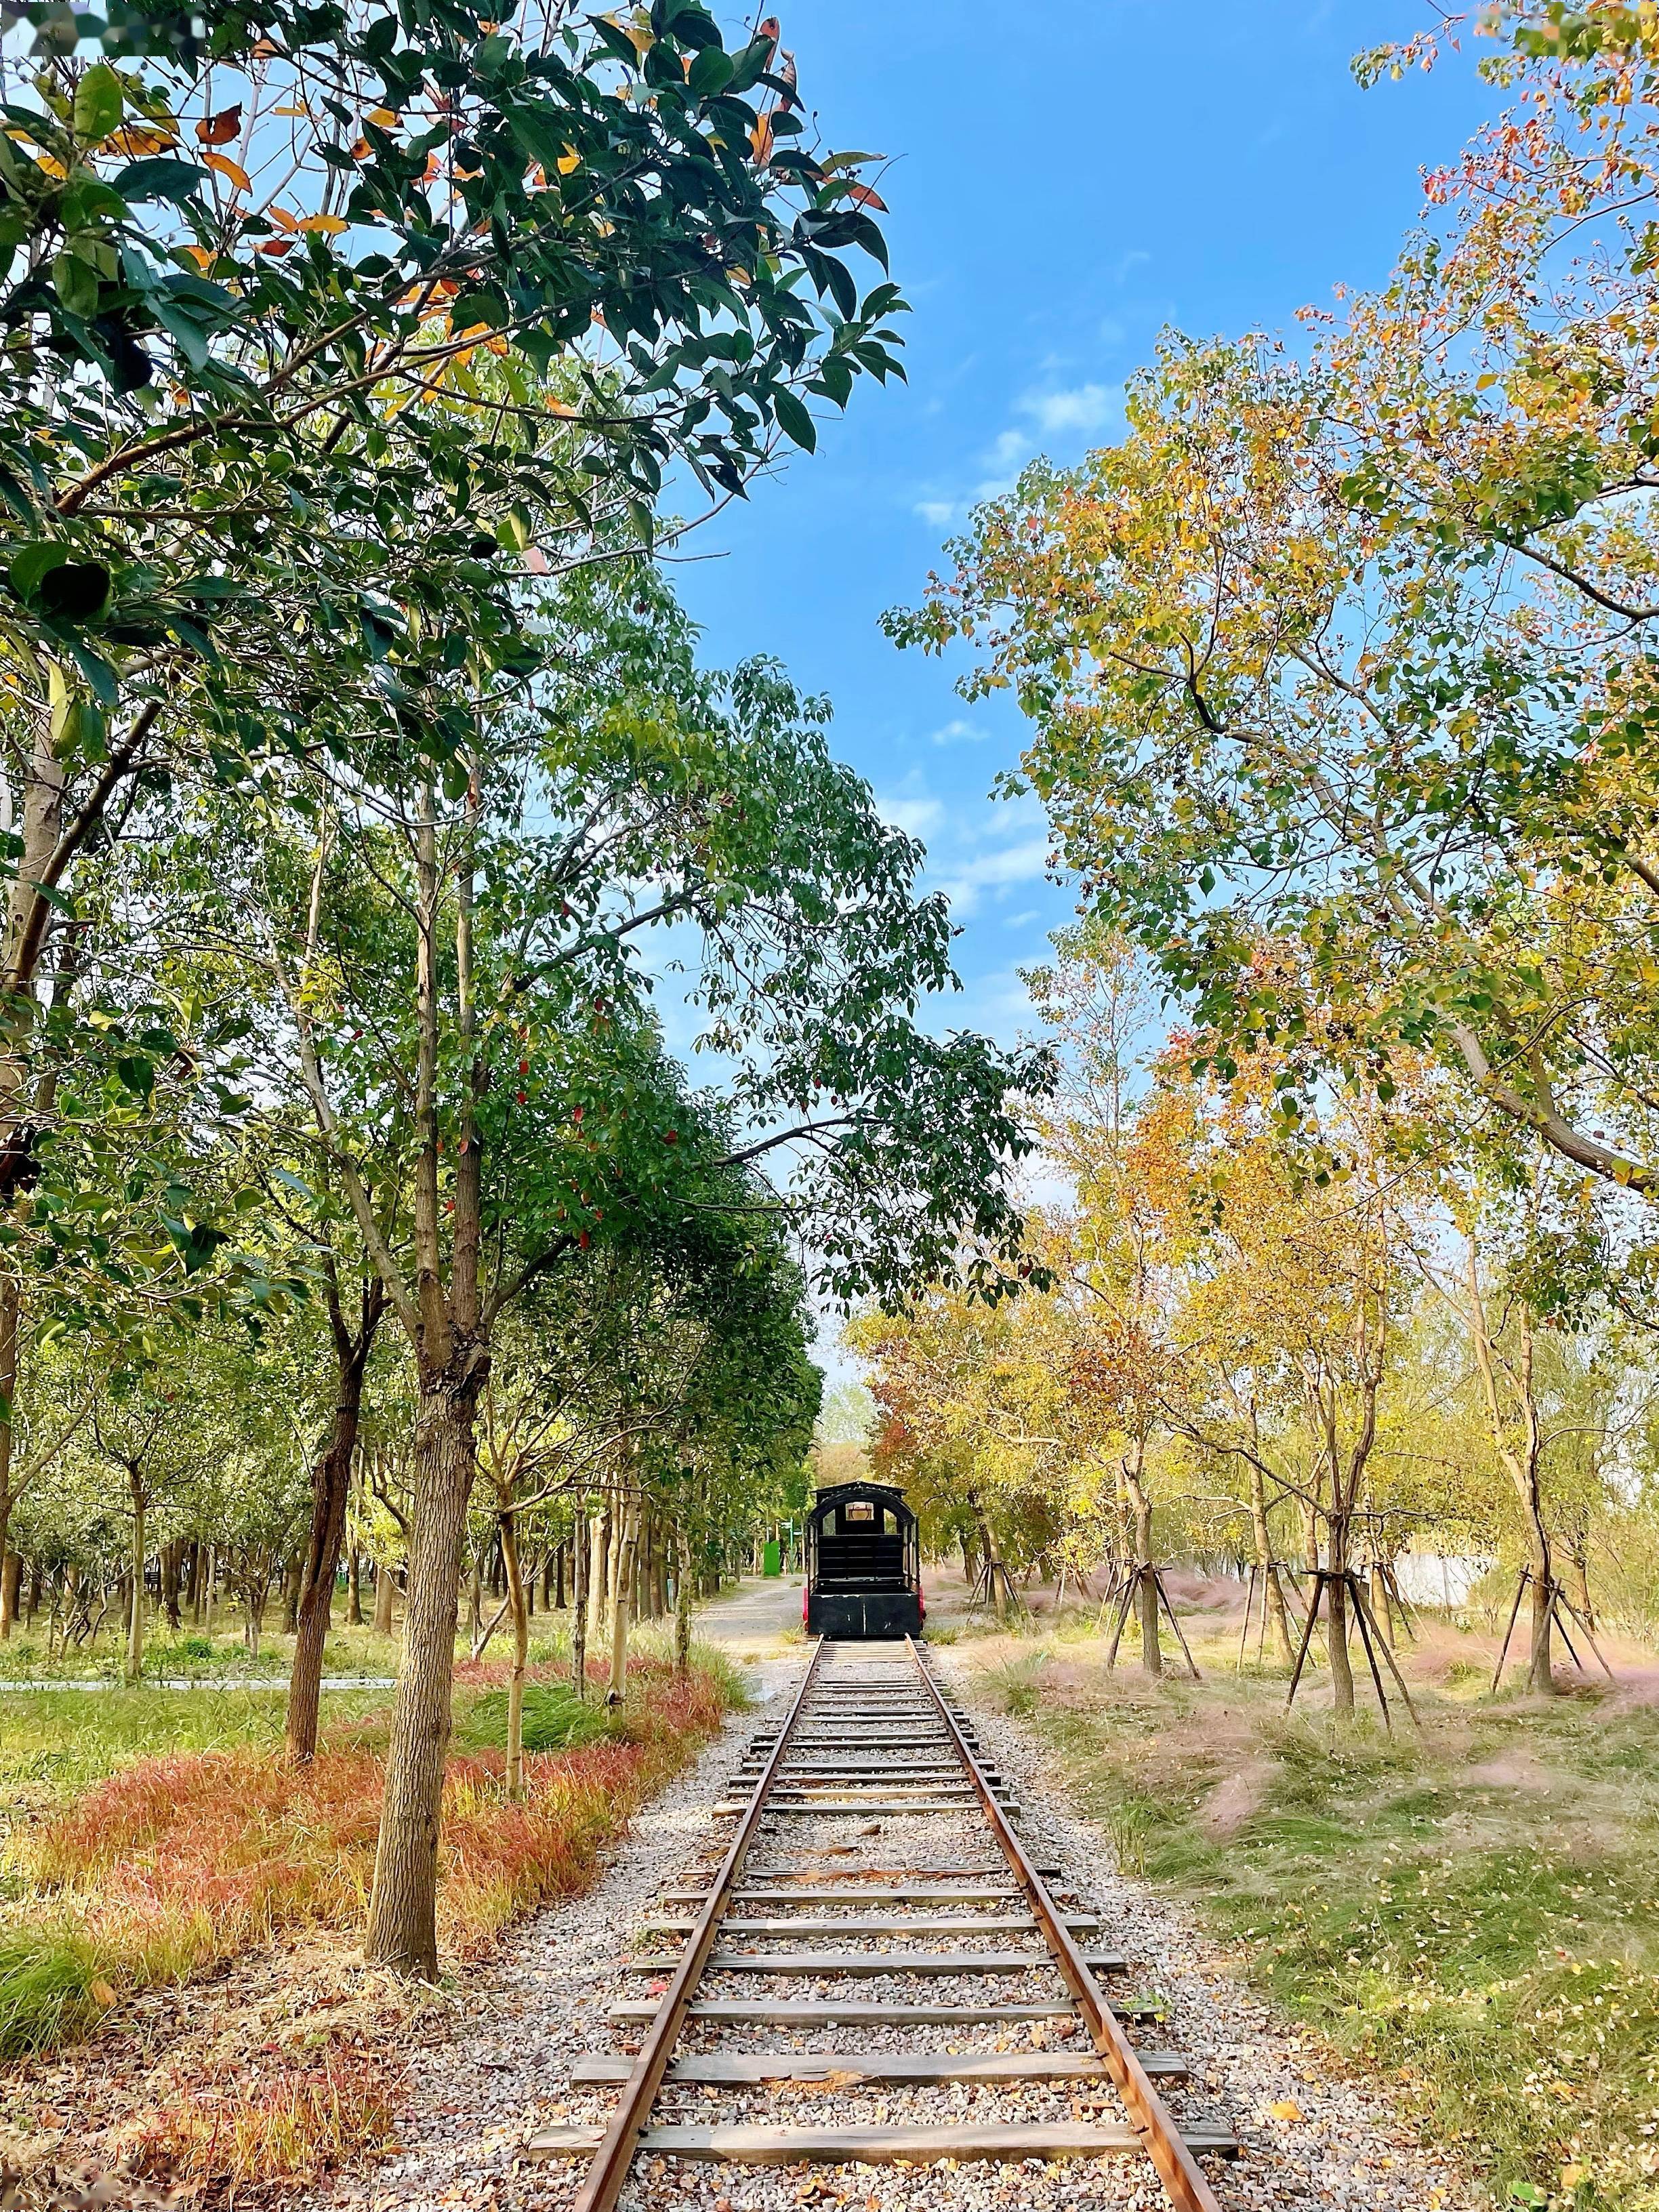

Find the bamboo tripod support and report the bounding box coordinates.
[1235,1561,1312,1671]
[1284,1568,1420,1732]
[1102,1561,1201,1680]
[1491,1568,1616,1694]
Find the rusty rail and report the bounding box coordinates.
[569,1635,825,2212]
[905,1635,1223,2212]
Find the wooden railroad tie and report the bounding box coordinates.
[606,1996,1170,2026]
[569,2049,1188,2085]
[621,1947,1127,1976]
[530,2120,1240,2165]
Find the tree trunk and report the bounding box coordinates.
[347,1547,363,1626]
[1465,1248,1555,1696]
[1121,1450,1162,1677]
[0,1549,19,1639]
[607,1500,640,1707]
[373,1557,396,1636]
[161,1541,182,1631]
[674,1526,693,1677]
[554,1541,566,1610]
[125,1483,146,1685]
[500,1509,529,1800]
[286,1302,380,1764]
[281,1555,302,1636]
[1325,1515,1355,1717]
[586,1509,609,1645]
[365,1377,479,1979]
[1247,1461,1294,1662]
[974,1504,1009,1622]
[571,1503,588,1698]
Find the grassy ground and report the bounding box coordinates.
[0,1619,742,2198]
[951,1599,1659,2212]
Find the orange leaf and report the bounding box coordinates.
[350,138,371,159]
[297,213,348,234]
[182,245,213,269]
[749,112,773,164]
[1269,2100,1303,2123]
[203,150,251,192]
[35,153,66,180]
[251,39,280,58]
[196,103,243,146]
[266,205,298,231]
[846,181,887,211]
[257,237,295,255]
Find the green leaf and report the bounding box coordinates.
[110,156,207,204]
[8,542,72,602]
[687,44,732,97]
[50,248,101,320]
[73,62,123,142]
[773,388,816,452]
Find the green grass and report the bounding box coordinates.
[0,1924,106,2057]
[453,1681,614,1754]
[977,1636,1659,2211]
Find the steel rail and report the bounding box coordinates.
[570,1635,827,2212]
[904,1635,1223,2212]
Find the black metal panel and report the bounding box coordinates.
[806,1588,924,1640]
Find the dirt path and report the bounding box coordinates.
[319,1604,1480,2212]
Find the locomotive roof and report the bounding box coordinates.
[808,1479,914,1523]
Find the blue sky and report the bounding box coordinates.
[672,1,1497,1061]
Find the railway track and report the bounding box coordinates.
[532,1636,1237,2211]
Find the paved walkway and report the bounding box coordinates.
[692,1573,804,1702]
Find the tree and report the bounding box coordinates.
[0,0,905,1616]
[886,6,1659,1243]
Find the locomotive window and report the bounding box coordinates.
[845,1501,875,1521]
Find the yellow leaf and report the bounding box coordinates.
[366,106,400,127]
[274,104,309,117]
[35,154,67,180]
[1269,2100,1301,2123]
[182,245,213,268]
[557,144,580,174]
[1561,2166,1586,2188]
[90,1980,117,2008]
[203,150,251,192]
[106,125,178,156]
[297,213,348,234]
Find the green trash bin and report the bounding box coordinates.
[762,1539,782,1578]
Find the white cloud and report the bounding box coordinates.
[930,717,986,747]
[878,792,943,838]
[935,835,1052,918]
[1022,382,1118,437]
[1004,908,1040,930]
[913,498,956,528]
[974,380,1124,498]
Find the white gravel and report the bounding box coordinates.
[321,1620,1481,2212]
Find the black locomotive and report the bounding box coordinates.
[803,1479,924,1639]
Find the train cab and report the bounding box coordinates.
[804,1479,924,1639]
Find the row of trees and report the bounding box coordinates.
[0,0,1042,1977]
[861,6,1659,1717]
[856,930,1659,1713]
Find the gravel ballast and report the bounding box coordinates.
[323,1617,1480,2212]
